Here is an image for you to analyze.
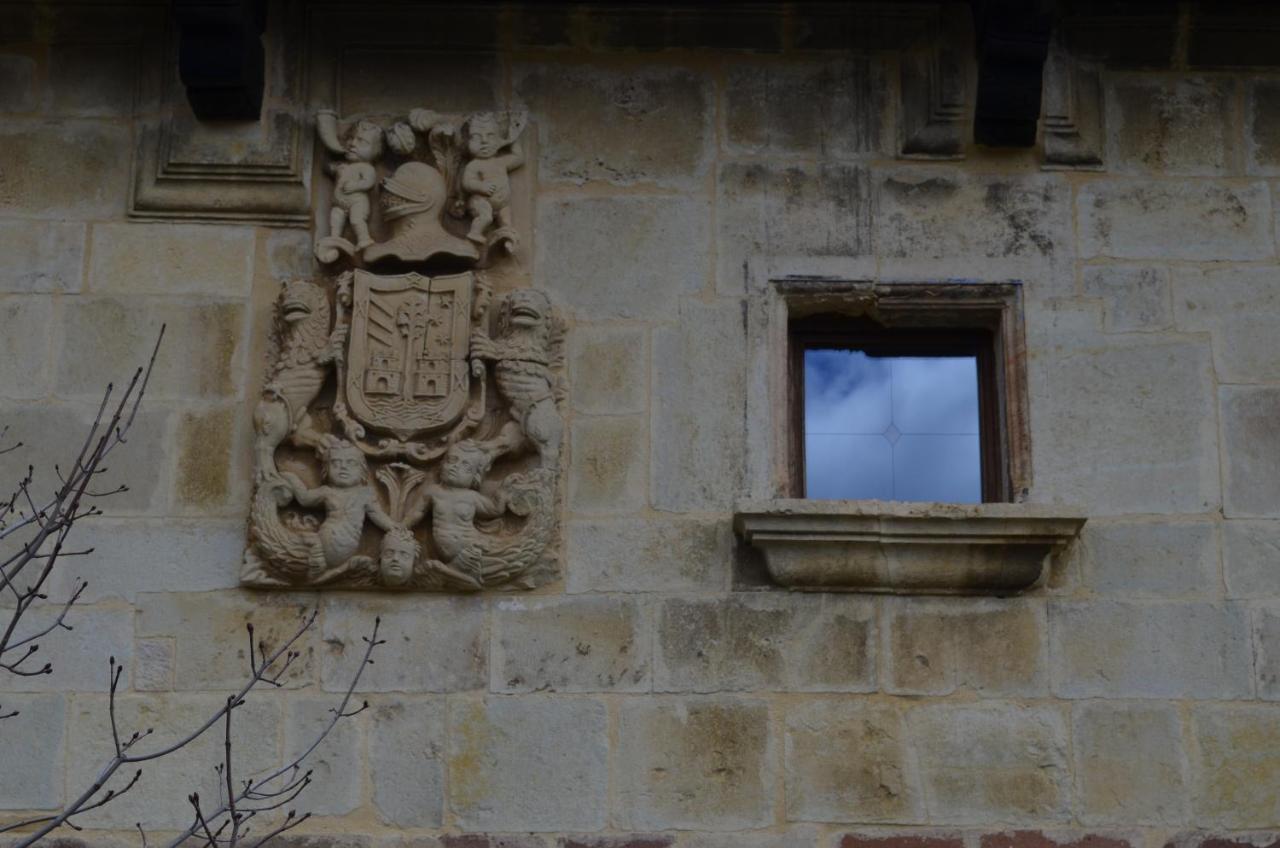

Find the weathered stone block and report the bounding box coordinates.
[0,51,36,112]
[1174,266,1280,383]
[52,519,243,602]
[1191,704,1280,827]
[1082,265,1171,332]
[884,598,1046,696]
[908,704,1070,824]
[565,518,730,593]
[784,699,921,823]
[47,42,137,117]
[57,297,245,400]
[284,696,362,816]
[265,228,315,279]
[0,120,130,219]
[321,596,486,693]
[1050,601,1252,698]
[569,415,647,514]
[0,296,52,398]
[515,65,711,188]
[4,607,132,693]
[448,697,608,831]
[138,591,315,689]
[493,595,650,693]
[615,697,774,830]
[1246,78,1280,174]
[1028,334,1218,515]
[569,324,647,416]
[368,697,445,827]
[89,223,255,295]
[0,220,85,292]
[535,196,708,319]
[175,406,239,509]
[65,693,281,829]
[1221,387,1280,517]
[655,594,874,693]
[1072,701,1189,824]
[652,299,747,511]
[725,57,887,156]
[836,836,964,848]
[681,829,820,848]
[1225,521,1280,596]
[877,170,1073,300]
[133,637,174,691]
[1256,606,1280,700]
[338,51,499,116]
[1081,521,1218,598]
[1079,181,1273,260]
[0,694,64,809]
[1108,77,1238,175]
[717,162,871,295]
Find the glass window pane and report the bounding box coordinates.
[804,350,891,435]
[805,434,893,499]
[892,434,982,503]
[891,357,980,435]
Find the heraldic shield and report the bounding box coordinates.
[344,270,476,440]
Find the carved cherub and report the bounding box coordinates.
[276,439,395,578]
[377,526,419,588]
[459,112,525,245]
[316,110,384,251]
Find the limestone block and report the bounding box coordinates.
[492,595,650,693]
[1027,334,1218,515]
[1079,181,1273,260]
[0,51,36,112]
[655,594,874,693]
[535,196,708,319]
[0,220,85,292]
[1081,265,1171,332]
[883,598,1046,696]
[565,518,731,593]
[724,57,887,157]
[57,297,245,400]
[784,699,921,823]
[0,402,168,514]
[569,325,647,416]
[1072,701,1189,825]
[876,170,1073,300]
[1225,521,1280,597]
[65,693,281,829]
[51,519,243,603]
[321,596,486,693]
[1081,521,1218,598]
[89,223,255,295]
[1246,78,1280,174]
[284,696,362,817]
[133,637,174,691]
[0,694,64,809]
[615,697,774,830]
[47,42,137,116]
[265,228,315,279]
[514,65,711,188]
[1221,387,1280,518]
[1050,601,1252,698]
[175,406,239,509]
[3,606,131,693]
[1175,266,1280,383]
[907,703,1070,824]
[0,296,52,398]
[1256,606,1280,700]
[651,299,747,511]
[569,415,647,514]
[834,836,965,848]
[678,829,820,848]
[138,591,316,690]
[368,697,445,827]
[717,162,871,295]
[1107,77,1238,175]
[1191,704,1280,827]
[0,120,130,219]
[448,697,608,832]
[338,51,499,117]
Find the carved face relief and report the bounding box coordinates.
[467,115,501,159]
[378,533,417,587]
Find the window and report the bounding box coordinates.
[781,283,1029,503]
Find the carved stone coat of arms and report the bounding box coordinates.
[242,105,565,592]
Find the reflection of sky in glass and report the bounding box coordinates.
[804,350,981,502]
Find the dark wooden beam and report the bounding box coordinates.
[173,0,267,120]
[972,0,1054,147]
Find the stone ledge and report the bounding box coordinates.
[734,499,1086,595]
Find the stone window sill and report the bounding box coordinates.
[734,499,1087,595]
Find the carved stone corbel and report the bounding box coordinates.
[899,3,972,159]
[1041,40,1104,170]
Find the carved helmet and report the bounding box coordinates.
[363,161,479,265]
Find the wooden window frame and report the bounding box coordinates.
[778,281,1031,503]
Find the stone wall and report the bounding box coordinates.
[2,4,1280,848]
